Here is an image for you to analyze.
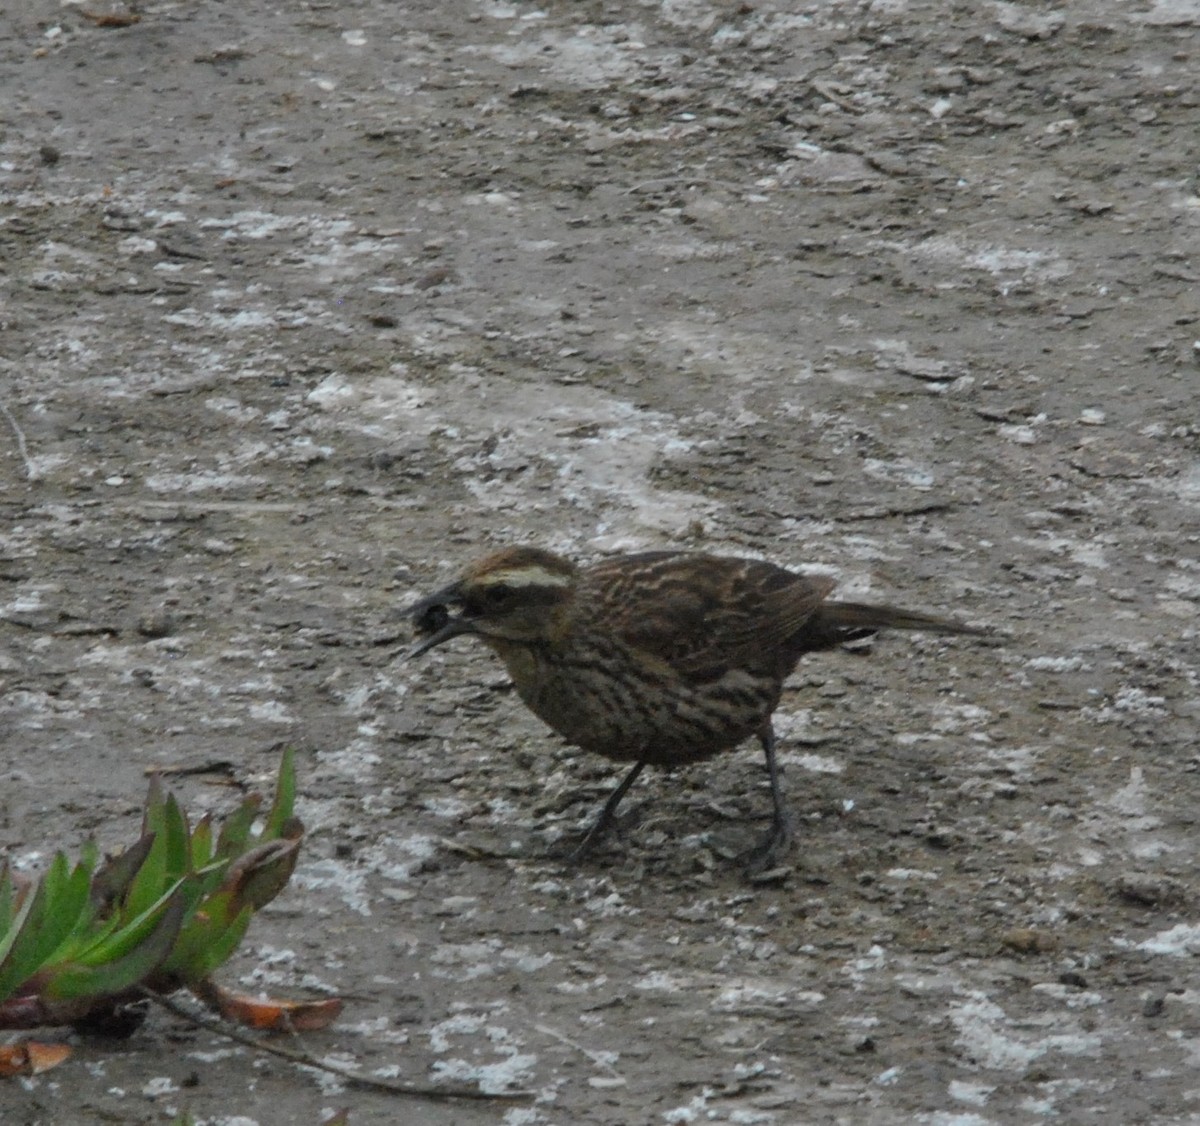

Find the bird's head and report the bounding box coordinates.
[404,547,579,657]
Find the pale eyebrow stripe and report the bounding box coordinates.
[478,566,573,589]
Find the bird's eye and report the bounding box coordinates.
[483,583,514,607]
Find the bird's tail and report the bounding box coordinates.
[822,600,987,636]
[798,600,987,652]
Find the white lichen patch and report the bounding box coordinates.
[430,939,555,980]
[1136,924,1200,957]
[950,996,1102,1072]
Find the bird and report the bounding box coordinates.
[404,546,986,871]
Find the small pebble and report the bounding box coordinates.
[1001,928,1058,954]
[136,611,174,639]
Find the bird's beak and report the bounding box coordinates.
[406,614,473,659]
[401,584,474,660]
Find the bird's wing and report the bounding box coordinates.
[582,552,835,682]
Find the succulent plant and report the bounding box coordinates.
[0,749,338,1050]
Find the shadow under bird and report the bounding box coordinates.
[404,546,987,871]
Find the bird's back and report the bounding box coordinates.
[585,549,982,656]
[578,552,836,683]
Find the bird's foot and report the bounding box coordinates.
[740,813,794,879]
[555,762,648,866]
[560,807,621,864]
[539,811,614,865]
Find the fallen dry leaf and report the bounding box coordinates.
[193,979,342,1032]
[0,1041,73,1077]
[79,10,142,27]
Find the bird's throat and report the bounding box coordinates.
[483,637,547,700]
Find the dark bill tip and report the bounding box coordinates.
[401,582,472,660]
[405,614,472,660]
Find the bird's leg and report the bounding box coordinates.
[743,723,793,874]
[569,759,647,862]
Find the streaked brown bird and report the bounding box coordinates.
[405,547,986,870]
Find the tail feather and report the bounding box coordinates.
[793,600,987,653]
[822,600,987,636]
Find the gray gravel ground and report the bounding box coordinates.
[2,0,1199,1122]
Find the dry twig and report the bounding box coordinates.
[143,990,534,1102]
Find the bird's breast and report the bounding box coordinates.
[485,635,777,766]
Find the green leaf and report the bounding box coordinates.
[164,902,253,986]
[0,852,96,1003]
[91,833,156,913]
[44,853,98,947]
[123,816,170,923]
[74,879,186,968]
[77,840,99,879]
[45,911,121,970]
[43,892,186,1002]
[141,774,166,838]
[0,878,42,1004]
[215,794,262,860]
[161,793,192,883]
[0,863,20,941]
[158,883,233,981]
[224,838,301,915]
[169,857,229,932]
[189,822,230,904]
[183,886,239,938]
[262,748,297,840]
[189,904,254,981]
[190,814,214,871]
